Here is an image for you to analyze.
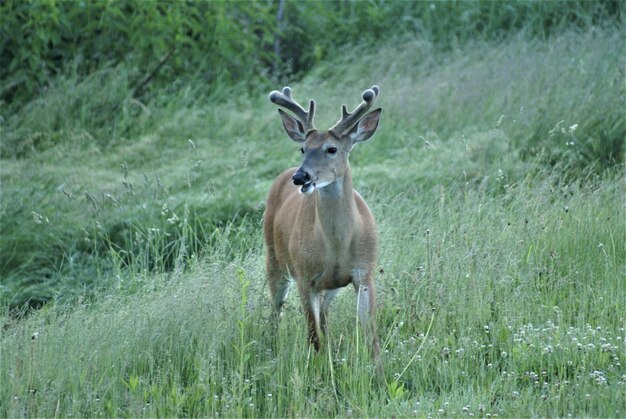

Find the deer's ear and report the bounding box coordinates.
[278,109,306,143]
[349,108,382,144]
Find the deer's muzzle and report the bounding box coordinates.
[293,168,315,195]
[292,168,311,185]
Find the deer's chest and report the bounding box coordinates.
[294,227,363,289]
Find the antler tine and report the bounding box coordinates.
[269,86,316,132]
[330,85,380,136]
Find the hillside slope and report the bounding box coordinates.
[1,27,624,417]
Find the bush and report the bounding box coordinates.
[0,0,277,106]
[2,0,622,108]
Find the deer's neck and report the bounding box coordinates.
[314,168,357,243]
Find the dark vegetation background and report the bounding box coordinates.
[0,0,624,309]
[3,0,623,109]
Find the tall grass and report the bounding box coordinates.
[1,167,622,417]
[1,21,624,418]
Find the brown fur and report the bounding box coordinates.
[264,112,383,371]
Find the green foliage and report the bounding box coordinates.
[281,0,622,71]
[1,0,277,106]
[2,0,622,108]
[0,3,624,417]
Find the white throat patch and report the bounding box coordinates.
[299,179,334,195]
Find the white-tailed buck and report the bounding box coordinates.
[264,85,383,367]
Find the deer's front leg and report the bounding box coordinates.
[297,280,322,352]
[352,269,382,360]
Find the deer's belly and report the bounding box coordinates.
[286,230,372,290]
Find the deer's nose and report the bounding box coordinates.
[292,168,311,185]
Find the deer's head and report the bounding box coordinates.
[270,86,382,195]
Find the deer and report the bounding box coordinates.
[264,85,383,372]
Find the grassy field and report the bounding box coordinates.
[1,24,624,417]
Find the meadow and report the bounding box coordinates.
[1,3,624,417]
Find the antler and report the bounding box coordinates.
[269,87,316,133]
[330,85,379,136]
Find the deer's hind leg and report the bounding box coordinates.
[320,288,340,335]
[265,252,290,352]
[266,252,290,313]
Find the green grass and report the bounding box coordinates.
[2,171,623,417]
[1,26,624,417]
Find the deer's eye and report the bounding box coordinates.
[327,147,338,154]
[299,147,305,154]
